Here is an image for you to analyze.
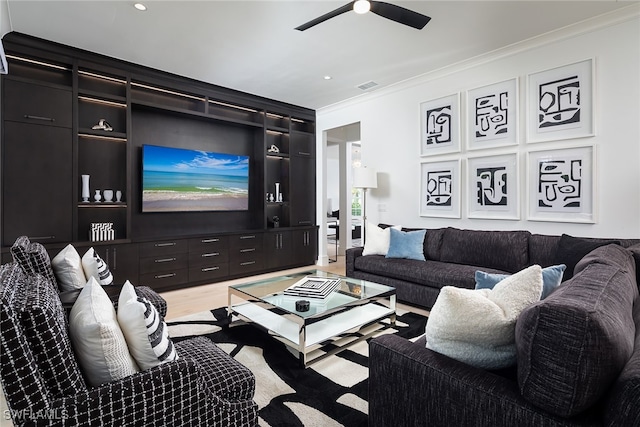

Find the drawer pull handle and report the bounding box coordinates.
[298,220,312,225]
[240,248,255,253]
[201,267,220,272]
[154,273,176,279]
[298,151,311,156]
[155,257,176,263]
[24,114,55,122]
[28,235,55,241]
[155,242,176,247]
[239,235,255,240]
[202,252,220,257]
[240,261,256,266]
[201,238,220,243]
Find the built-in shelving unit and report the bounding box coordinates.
[1,32,317,291]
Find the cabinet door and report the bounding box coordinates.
[265,230,292,269]
[292,228,317,266]
[2,121,72,246]
[3,79,73,128]
[290,155,316,227]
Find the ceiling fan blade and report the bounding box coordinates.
[295,2,355,31]
[369,1,431,30]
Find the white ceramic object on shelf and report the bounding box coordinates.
[94,190,101,203]
[116,190,122,202]
[103,189,114,202]
[81,174,90,202]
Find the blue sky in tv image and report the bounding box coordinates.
[141,144,250,212]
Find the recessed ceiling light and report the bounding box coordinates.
[134,3,147,11]
[324,76,332,80]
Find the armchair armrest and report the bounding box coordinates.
[50,357,257,426]
[369,335,587,427]
[346,246,364,276]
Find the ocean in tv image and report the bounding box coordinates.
[142,145,249,212]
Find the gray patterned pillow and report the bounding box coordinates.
[10,236,57,286]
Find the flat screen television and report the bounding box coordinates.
[142,144,249,212]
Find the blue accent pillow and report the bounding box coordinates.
[474,264,566,299]
[386,228,426,261]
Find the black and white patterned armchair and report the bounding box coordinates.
[1,250,258,426]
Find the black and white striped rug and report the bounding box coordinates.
[167,307,427,427]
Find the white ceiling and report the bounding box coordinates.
[4,1,637,110]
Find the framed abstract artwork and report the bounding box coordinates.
[420,94,460,156]
[420,159,461,218]
[467,153,519,220]
[467,78,518,150]
[527,146,595,223]
[527,59,595,143]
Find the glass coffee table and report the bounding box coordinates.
[228,270,396,367]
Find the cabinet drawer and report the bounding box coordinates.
[4,79,72,128]
[188,236,228,253]
[229,233,263,249]
[189,249,229,266]
[229,257,264,275]
[139,253,189,274]
[140,239,188,257]
[189,263,229,283]
[139,269,188,290]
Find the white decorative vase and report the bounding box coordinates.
[116,190,122,202]
[94,190,102,203]
[275,182,280,202]
[81,175,90,202]
[103,189,114,202]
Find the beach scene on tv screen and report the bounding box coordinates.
[142,145,249,212]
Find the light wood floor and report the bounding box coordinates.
[161,255,429,320]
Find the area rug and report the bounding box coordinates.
[167,307,427,427]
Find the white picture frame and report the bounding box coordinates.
[527,59,595,143]
[467,78,518,150]
[420,159,461,218]
[527,146,595,223]
[467,153,519,220]
[420,94,460,156]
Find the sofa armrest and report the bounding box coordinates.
[346,246,364,276]
[50,357,257,426]
[369,334,589,427]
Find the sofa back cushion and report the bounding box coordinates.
[516,247,638,417]
[440,228,530,273]
[10,236,57,286]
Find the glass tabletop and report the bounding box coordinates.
[229,269,395,319]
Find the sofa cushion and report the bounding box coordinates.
[627,243,640,286]
[69,277,139,387]
[553,234,620,281]
[81,247,113,286]
[516,261,638,417]
[574,244,636,277]
[426,265,543,369]
[363,223,401,256]
[401,227,445,260]
[386,228,426,261]
[10,236,57,285]
[439,228,530,273]
[52,244,87,291]
[118,281,178,371]
[1,263,87,398]
[475,264,566,299]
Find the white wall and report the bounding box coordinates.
[1,0,10,37]
[317,7,640,240]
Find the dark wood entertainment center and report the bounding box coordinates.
[0,32,318,291]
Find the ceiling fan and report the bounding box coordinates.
[295,0,431,31]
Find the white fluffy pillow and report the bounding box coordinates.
[51,244,87,291]
[425,264,543,369]
[69,277,139,386]
[362,223,401,256]
[118,281,178,370]
[82,247,113,286]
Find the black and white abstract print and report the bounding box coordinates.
[468,154,518,220]
[421,160,461,218]
[425,106,452,146]
[476,166,508,207]
[536,157,582,210]
[475,92,509,139]
[420,94,460,155]
[425,169,452,207]
[538,75,581,130]
[467,79,518,149]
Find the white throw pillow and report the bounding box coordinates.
[425,264,543,369]
[69,277,139,386]
[118,281,178,371]
[362,223,401,256]
[51,244,87,291]
[82,247,114,286]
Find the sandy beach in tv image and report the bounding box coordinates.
[142,145,249,212]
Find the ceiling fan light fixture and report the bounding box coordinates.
[353,0,371,15]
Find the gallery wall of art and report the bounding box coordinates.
[317,8,639,239]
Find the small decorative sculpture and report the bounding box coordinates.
[267,144,280,154]
[92,118,113,132]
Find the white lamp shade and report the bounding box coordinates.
[353,167,378,189]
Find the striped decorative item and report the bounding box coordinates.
[81,248,113,286]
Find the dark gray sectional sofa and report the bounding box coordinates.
[346,226,639,309]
